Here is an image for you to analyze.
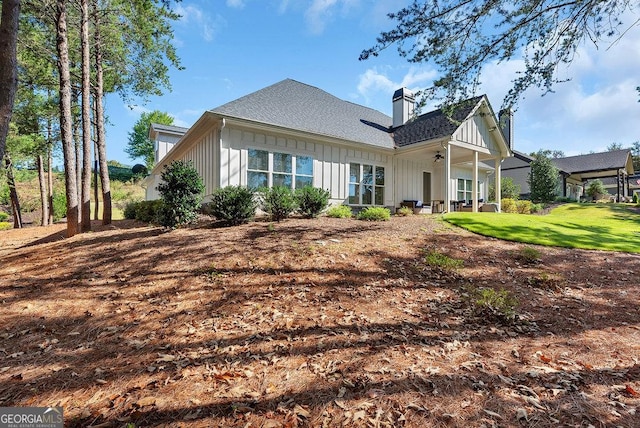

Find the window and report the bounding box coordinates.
[457,179,481,202]
[349,163,385,205]
[247,149,313,189]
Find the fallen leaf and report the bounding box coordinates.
[136,396,156,407]
[294,404,311,419]
[625,385,639,397]
[539,354,552,363]
[483,409,503,419]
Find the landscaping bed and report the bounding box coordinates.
[0,215,639,427]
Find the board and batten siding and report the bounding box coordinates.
[219,124,393,205]
[394,157,438,203]
[452,110,500,153]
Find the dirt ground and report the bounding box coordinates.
[0,215,639,427]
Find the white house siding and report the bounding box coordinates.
[218,123,393,206]
[394,157,436,203]
[452,109,499,153]
[154,134,181,165]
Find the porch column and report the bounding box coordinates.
[494,157,502,212]
[472,151,479,212]
[445,143,451,212]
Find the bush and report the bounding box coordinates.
[586,179,606,201]
[501,198,517,213]
[396,206,413,216]
[0,211,8,222]
[52,191,66,222]
[207,185,257,226]
[634,193,639,204]
[260,186,297,222]
[530,203,544,213]
[326,205,352,218]
[516,199,532,214]
[295,186,330,218]
[528,151,560,203]
[123,201,138,219]
[356,206,391,221]
[0,222,11,231]
[156,160,204,228]
[124,200,163,223]
[518,246,541,264]
[489,177,521,201]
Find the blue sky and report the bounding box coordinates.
[104,0,640,166]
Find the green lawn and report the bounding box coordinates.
[444,203,640,253]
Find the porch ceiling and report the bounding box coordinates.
[395,142,498,166]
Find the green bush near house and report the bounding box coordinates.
[0,211,8,222]
[516,199,532,214]
[206,185,257,226]
[260,186,297,222]
[356,206,391,221]
[295,186,330,218]
[123,200,164,223]
[633,193,639,204]
[326,205,353,218]
[156,160,205,228]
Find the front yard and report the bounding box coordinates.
[0,215,639,427]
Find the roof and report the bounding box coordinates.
[149,123,189,135]
[209,79,394,149]
[552,149,632,174]
[501,150,535,170]
[392,96,484,147]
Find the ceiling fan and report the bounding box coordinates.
[434,151,444,162]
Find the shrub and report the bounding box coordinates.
[472,287,518,322]
[326,204,352,218]
[528,151,560,203]
[260,186,297,221]
[0,222,11,231]
[123,201,138,220]
[586,179,606,201]
[0,211,8,222]
[52,191,66,222]
[501,198,517,213]
[356,206,391,221]
[156,160,204,228]
[633,193,639,204]
[295,186,330,218]
[489,177,521,201]
[207,185,257,225]
[530,203,544,213]
[396,206,414,216]
[516,199,532,214]
[424,250,463,271]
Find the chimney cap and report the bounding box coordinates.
[392,87,415,102]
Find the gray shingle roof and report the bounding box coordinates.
[552,149,631,173]
[150,123,189,135]
[392,96,483,147]
[209,79,394,149]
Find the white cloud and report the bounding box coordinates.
[226,0,245,8]
[174,4,226,42]
[356,66,437,107]
[304,0,339,34]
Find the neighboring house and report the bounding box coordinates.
[502,149,635,201]
[144,79,512,213]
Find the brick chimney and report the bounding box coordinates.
[392,88,415,128]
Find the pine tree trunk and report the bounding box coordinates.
[56,0,79,237]
[92,2,111,225]
[80,0,92,232]
[48,147,54,225]
[5,154,22,228]
[0,0,20,163]
[37,154,49,226]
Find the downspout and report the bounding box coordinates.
[219,117,226,188]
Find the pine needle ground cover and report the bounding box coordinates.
[445,203,640,253]
[1,216,639,427]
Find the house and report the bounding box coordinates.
[144,79,512,213]
[501,149,635,201]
